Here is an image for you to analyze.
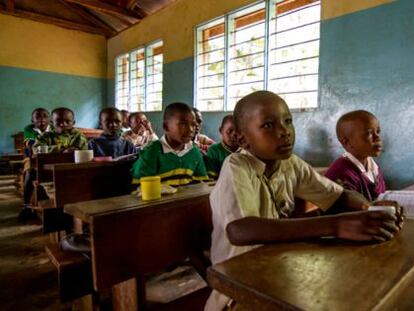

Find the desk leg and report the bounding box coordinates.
[74,217,83,234]
[112,277,145,311]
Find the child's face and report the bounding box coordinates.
[53,110,75,134]
[121,111,130,127]
[194,111,203,135]
[32,110,50,132]
[238,99,295,162]
[345,116,383,159]
[220,120,238,150]
[101,111,122,137]
[164,111,197,146]
[130,114,147,133]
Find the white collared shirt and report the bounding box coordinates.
[34,125,52,135]
[343,152,379,183]
[160,135,194,157]
[205,150,343,311]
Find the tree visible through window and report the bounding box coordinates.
[115,41,163,112]
[195,0,321,111]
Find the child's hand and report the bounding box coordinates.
[373,200,405,230]
[336,211,399,242]
[143,120,154,133]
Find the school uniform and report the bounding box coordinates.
[32,128,88,152]
[88,135,136,158]
[23,124,53,142]
[205,142,233,178]
[131,135,209,185]
[205,150,343,311]
[325,152,386,201]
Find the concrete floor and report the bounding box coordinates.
[0,176,70,311]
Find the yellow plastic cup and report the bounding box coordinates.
[140,176,161,200]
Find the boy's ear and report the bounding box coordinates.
[163,121,168,132]
[339,136,350,148]
[237,133,249,149]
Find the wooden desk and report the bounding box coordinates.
[42,160,134,233]
[65,183,213,292]
[207,219,414,311]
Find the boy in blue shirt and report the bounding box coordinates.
[88,107,135,158]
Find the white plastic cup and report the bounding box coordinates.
[368,205,396,215]
[74,150,94,163]
[36,145,49,154]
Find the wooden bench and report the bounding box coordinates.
[45,245,94,303]
[64,183,214,310]
[42,160,135,233]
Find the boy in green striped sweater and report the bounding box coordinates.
[205,115,239,179]
[131,102,208,186]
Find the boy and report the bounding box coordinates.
[325,110,385,201]
[122,112,158,150]
[192,107,214,153]
[205,115,239,179]
[88,107,136,158]
[205,91,402,311]
[23,108,53,145]
[20,108,54,220]
[33,107,88,153]
[120,109,131,133]
[131,102,208,186]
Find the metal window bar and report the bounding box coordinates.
[269,38,319,52]
[197,47,225,56]
[198,72,225,79]
[269,72,318,81]
[198,84,225,90]
[271,2,320,19]
[229,36,265,50]
[197,34,225,45]
[198,97,225,101]
[277,90,318,95]
[228,79,264,86]
[229,65,264,74]
[197,59,225,67]
[229,50,264,61]
[270,55,319,66]
[270,20,320,37]
[230,19,265,34]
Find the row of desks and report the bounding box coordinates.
[26,153,414,310]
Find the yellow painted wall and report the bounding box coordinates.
[0,13,107,79]
[107,0,395,78]
[322,0,395,20]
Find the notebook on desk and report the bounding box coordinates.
[378,190,414,218]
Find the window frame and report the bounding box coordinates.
[194,0,321,112]
[114,39,164,112]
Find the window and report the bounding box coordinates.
[195,0,320,111]
[115,41,163,112]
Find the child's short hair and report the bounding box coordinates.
[128,112,144,123]
[31,107,49,118]
[234,91,285,133]
[164,102,193,122]
[336,110,377,141]
[220,115,234,131]
[99,107,121,120]
[52,107,74,117]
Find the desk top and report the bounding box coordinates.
[65,182,214,223]
[43,159,134,171]
[208,219,414,311]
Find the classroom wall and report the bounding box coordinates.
[107,0,414,189]
[0,14,107,154]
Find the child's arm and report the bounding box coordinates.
[226,211,398,246]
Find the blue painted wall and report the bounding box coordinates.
[116,0,413,189]
[0,66,107,153]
